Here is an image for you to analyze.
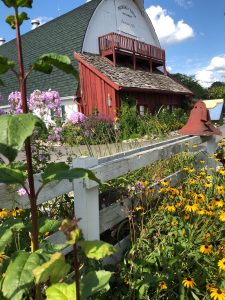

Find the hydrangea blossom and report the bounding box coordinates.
[67,111,87,124]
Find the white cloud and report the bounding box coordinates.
[174,0,193,9]
[167,66,172,72]
[146,5,194,46]
[195,55,225,87]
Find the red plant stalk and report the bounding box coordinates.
[15,8,39,251]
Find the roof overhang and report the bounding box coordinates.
[119,86,193,96]
[74,52,120,91]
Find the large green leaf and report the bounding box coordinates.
[33,252,70,284]
[0,165,26,184]
[39,218,61,235]
[46,283,76,300]
[6,12,29,29]
[79,241,117,260]
[0,54,15,75]
[32,53,78,79]
[0,228,13,252]
[80,270,112,299]
[2,251,42,300]
[41,162,100,185]
[0,113,46,162]
[1,0,32,8]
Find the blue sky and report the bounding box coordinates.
[0,0,224,87]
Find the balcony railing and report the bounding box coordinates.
[99,32,165,62]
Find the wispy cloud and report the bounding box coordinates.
[174,0,193,9]
[146,5,194,46]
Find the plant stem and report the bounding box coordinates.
[15,7,39,252]
[73,244,80,300]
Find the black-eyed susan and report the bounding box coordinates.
[212,198,224,208]
[188,178,196,185]
[200,160,205,164]
[182,277,196,288]
[206,175,213,180]
[0,209,8,219]
[219,212,225,222]
[205,182,213,188]
[183,166,189,171]
[209,287,225,300]
[184,203,198,213]
[199,171,206,176]
[218,258,225,271]
[159,281,167,290]
[199,244,213,255]
[195,193,205,202]
[204,232,211,240]
[216,185,224,195]
[188,167,195,173]
[197,209,206,215]
[0,252,6,264]
[165,205,176,212]
[206,283,214,291]
[219,169,225,176]
[161,180,169,187]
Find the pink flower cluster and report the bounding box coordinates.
[67,111,87,124]
[8,91,23,114]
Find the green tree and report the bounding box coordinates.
[171,73,208,99]
[208,82,225,99]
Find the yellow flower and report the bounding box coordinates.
[159,281,167,290]
[182,277,196,289]
[135,206,143,211]
[219,169,225,176]
[216,185,224,195]
[206,175,213,180]
[210,287,225,300]
[219,213,225,222]
[200,160,205,164]
[192,144,198,148]
[44,232,50,237]
[188,178,196,184]
[197,209,205,215]
[199,244,213,255]
[184,203,198,213]
[204,233,211,240]
[205,182,213,188]
[171,220,178,226]
[0,209,8,219]
[199,171,206,176]
[218,258,225,271]
[212,198,224,207]
[183,167,189,171]
[161,180,169,187]
[195,193,205,202]
[165,205,176,212]
[188,167,195,173]
[0,252,6,264]
[206,283,214,291]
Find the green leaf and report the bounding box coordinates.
[0,228,13,252]
[80,270,112,299]
[79,241,117,260]
[1,0,32,8]
[191,291,200,300]
[0,54,15,75]
[2,251,42,300]
[41,162,100,185]
[39,218,61,235]
[0,165,26,184]
[32,53,78,79]
[46,283,76,300]
[0,113,46,162]
[33,252,70,284]
[6,12,29,29]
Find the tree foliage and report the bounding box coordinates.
[208,82,225,99]
[171,73,208,99]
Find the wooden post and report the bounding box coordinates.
[73,157,100,240]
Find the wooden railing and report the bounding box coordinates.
[99,32,165,62]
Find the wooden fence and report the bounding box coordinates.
[0,134,214,255]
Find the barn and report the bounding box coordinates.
[0,0,192,118]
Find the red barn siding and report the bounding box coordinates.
[79,62,117,119]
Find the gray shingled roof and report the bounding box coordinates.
[78,53,193,95]
[0,0,101,104]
